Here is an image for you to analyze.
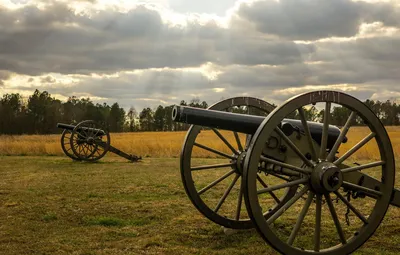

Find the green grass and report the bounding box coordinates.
[0,156,400,254]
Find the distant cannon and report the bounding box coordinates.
[57,120,141,162]
[172,91,400,255]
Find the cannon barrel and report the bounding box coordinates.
[57,123,77,131]
[172,105,347,150]
[56,123,106,136]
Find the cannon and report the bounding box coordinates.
[172,91,400,255]
[57,120,142,162]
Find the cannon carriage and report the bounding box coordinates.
[57,120,142,162]
[172,91,400,255]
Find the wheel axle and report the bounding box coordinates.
[310,162,343,194]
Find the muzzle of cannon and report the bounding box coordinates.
[172,91,400,255]
[57,120,142,162]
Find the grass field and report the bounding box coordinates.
[0,156,400,255]
[1,127,400,254]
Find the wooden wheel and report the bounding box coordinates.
[70,120,111,162]
[243,91,394,254]
[60,123,81,161]
[180,97,298,229]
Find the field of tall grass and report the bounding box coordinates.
[0,126,399,160]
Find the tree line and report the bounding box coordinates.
[0,90,208,134]
[0,89,399,135]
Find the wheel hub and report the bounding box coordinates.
[86,136,95,145]
[232,151,246,175]
[311,161,343,194]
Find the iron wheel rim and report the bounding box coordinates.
[243,91,394,254]
[61,127,81,161]
[181,97,298,229]
[70,120,111,162]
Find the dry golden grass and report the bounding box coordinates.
[0,126,400,160]
[338,126,400,160]
[0,131,187,158]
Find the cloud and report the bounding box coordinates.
[0,70,11,87]
[7,60,400,110]
[0,0,400,109]
[371,89,400,102]
[0,2,314,76]
[308,30,400,87]
[168,0,236,15]
[40,75,57,83]
[234,0,362,40]
[234,0,400,40]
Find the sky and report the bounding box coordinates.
[0,0,399,111]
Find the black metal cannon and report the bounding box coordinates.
[57,120,141,162]
[172,105,348,151]
[172,91,400,255]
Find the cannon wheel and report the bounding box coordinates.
[70,120,111,162]
[181,97,298,229]
[60,124,81,161]
[243,91,395,254]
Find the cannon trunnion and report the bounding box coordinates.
[57,120,141,162]
[172,92,400,255]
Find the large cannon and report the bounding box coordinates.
[57,120,142,162]
[172,91,400,255]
